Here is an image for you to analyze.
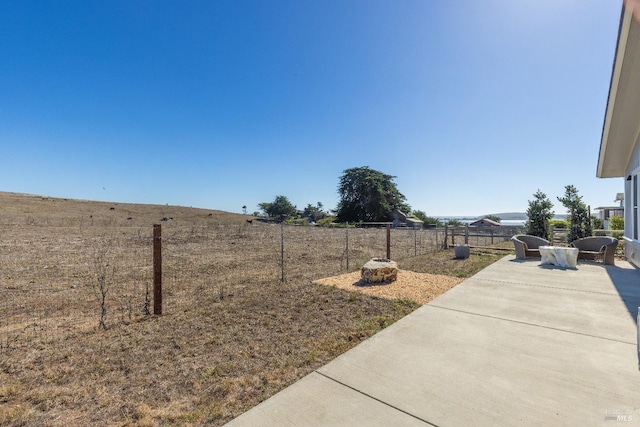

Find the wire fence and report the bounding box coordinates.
[0,222,520,352]
[443,224,524,248]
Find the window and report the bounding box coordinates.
[634,175,638,240]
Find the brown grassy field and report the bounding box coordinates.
[0,191,511,426]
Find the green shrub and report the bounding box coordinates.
[286,218,309,226]
[317,216,339,227]
[549,219,569,229]
[412,210,442,227]
[609,215,624,231]
[591,215,603,230]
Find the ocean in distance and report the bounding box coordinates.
[436,218,526,227]
[435,213,567,228]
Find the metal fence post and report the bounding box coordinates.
[153,224,162,315]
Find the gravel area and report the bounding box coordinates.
[313,269,464,304]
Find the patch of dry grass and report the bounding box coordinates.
[0,191,511,426]
[1,279,418,425]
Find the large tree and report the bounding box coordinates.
[526,190,554,239]
[258,195,297,222]
[302,202,325,222]
[558,185,592,242]
[483,214,501,223]
[336,166,410,223]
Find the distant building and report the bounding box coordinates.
[594,193,624,230]
[390,209,423,229]
[470,218,501,227]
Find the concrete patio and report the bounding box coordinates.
[226,255,640,426]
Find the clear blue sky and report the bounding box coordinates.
[0,1,625,217]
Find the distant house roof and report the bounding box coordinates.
[594,206,624,211]
[470,218,500,227]
[391,209,423,227]
[390,209,408,221]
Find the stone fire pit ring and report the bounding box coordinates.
[361,258,398,284]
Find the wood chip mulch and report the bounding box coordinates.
[312,269,464,305]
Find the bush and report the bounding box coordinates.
[609,215,624,231]
[412,210,442,227]
[591,215,603,230]
[549,219,569,229]
[286,218,309,226]
[316,216,340,227]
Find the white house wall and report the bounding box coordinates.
[624,134,640,267]
[626,237,640,267]
[627,134,640,174]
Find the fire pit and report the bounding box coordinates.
[361,258,398,284]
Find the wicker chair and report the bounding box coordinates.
[570,237,618,265]
[512,235,550,259]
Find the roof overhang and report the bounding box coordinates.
[594,206,624,210]
[598,6,640,178]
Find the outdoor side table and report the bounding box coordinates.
[539,246,579,269]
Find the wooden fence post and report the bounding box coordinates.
[443,224,448,249]
[345,222,349,271]
[464,224,469,245]
[386,222,391,259]
[153,224,162,315]
[280,223,285,282]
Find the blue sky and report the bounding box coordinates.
[0,1,625,217]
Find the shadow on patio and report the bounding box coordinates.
[603,260,640,325]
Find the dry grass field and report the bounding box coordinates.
[0,191,511,426]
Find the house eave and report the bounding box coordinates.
[598,6,640,178]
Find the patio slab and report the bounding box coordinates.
[222,371,427,427]
[431,260,640,343]
[226,256,640,426]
